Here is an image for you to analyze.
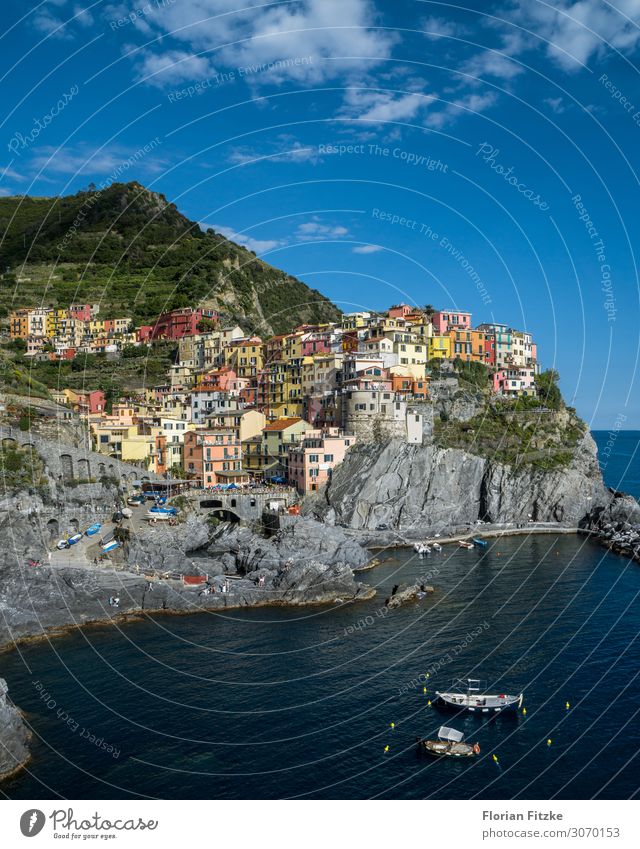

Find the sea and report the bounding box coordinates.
[1,431,639,800]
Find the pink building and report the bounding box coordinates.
[301,332,333,356]
[68,303,93,322]
[287,428,357,494]
[431,310,472,335]
[388,303,414,319]
[492,367,537,397]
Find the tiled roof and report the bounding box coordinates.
[263,417,303,431]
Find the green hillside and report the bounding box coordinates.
[0,182,341,335]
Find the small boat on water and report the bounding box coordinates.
[414,542,431,556]
[436,679,523,713]
[432,543,442,552]
[458,540,475,550]
[418,726,480,758]
[472,537,488,547]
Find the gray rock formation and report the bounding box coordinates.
[385,582,434,609]
[0,678,31,781]
[209,517,371,572]
[126,515,213,572]
[303,433,610,533]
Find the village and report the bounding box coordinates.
[8,302,540,494]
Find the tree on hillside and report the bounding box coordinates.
[197,317,217,333]
[535,369,563,409]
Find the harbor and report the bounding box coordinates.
[2,532,639,801]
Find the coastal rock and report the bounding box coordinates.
[0,678,31,781]
[385,582,434,609]
[209,517,371,572]
[126,515,212,572]
[303,434,610,533]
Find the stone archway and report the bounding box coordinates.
[47,518,59,539]
[77,458,90,479]
[60,454,74,480]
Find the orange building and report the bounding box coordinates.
[183,428,248,487]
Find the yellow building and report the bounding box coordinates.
[222,336,264,379]
[205,409,265,443]
[427,335,452,360]
[45,309,68,338]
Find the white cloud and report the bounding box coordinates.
[26,143,166,178]
[1,166,24,181]
[425,91,497,128]
[353,244,383,253]
[544,96,566,114]
[0,187,14,197]
[74,5,94,27]
[120,0,396,86]
[463,49,524,81]
[210,224,283,255]
[32,9,71,39]
[132,47,216,86]
[340,87,435,124]
[421,16,464,39]
[495,0,640,72]
[228,137,321,166]
[296,217,350,240]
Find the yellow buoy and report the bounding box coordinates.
[547,738,552,746]
[565,702,570,710]
[522,707,527,715]
[427,700,431,706]
[384,745,389,753]
[423,686,427,694]
[492,754,498,762]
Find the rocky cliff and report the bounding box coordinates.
[0,677,31,781]
[303,431,611,534]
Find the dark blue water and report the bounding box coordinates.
[593,430,640,499]
[2,432,640,800]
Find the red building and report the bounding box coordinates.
[68,303,93,321]
[138,325,153,343]
[148,308,218,341]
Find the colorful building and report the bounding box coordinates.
[431,310,472,335]
[183,428,247,487]
[148,308,218,341]
[287,428,357,494]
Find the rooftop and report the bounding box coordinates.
[263,417,304,432]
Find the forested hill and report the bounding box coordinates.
[0,182,341,335]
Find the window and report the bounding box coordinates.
[323,454,334,462]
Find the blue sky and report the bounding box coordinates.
[2,0,640,427]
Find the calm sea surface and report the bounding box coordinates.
[2,432,640,800]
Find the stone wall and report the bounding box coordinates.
[0,425,163,486]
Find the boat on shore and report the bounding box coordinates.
[418,725,480,758]
[435,679,523,713]
[458,540,475,550]
[414,542,431,556]
[432,542,442,552]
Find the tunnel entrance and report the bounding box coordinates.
[209,509,240,523]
